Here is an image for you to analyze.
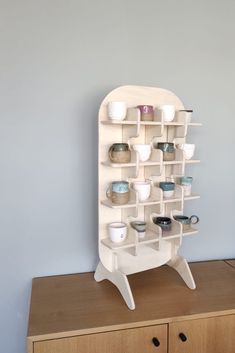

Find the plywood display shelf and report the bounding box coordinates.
[95,85,201,310]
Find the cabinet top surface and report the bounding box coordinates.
[28,261,235,339]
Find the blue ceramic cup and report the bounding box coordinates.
[106,181,130,204]
[159,181,175,199]
[159,182,175,191]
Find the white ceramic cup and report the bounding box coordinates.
[157,105,175,122]
[163,190,174,198]
[133,180,151,202]
[177,144,195,160]
[108,101,127,121]
[182,184,192,196]
[108,222,127,243]
[176,110,193,123]
[132,144,151,162]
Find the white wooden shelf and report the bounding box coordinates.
[96,85,201,310]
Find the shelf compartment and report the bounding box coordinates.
[101,186,162,209]
[101,237,136,250]
[116,243,172,275]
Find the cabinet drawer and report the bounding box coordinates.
[34,324,167,353]
[169,314,235,353]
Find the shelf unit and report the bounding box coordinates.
[95,85,201,310]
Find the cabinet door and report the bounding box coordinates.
[169,314,235,353]
[34,324,167,353]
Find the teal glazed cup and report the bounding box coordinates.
[156,142,175,161]
[159,181,175,198]
[180,176,193,196]
[106,181,130,205]
[173,215,199,231]
[130,221,146,239]
[108,143,131,163]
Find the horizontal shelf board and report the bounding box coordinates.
[101,199,137,209]
[102,161,137,168]
[101,238,135,250]
[183,227,199,236]
[102,160,200,168]
[184,193,200,201]
[163,196,181,203]
[185,159,200,164]
[162,231,182,240]
[138,198,161,206]
[163,160,183,165]
[101,120,202,126]
[102,194,199,209]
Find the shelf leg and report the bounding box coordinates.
[167,255,196,289]
[94,261,135,310]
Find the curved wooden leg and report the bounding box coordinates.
[94,261,135,310]
[167,255,196,289]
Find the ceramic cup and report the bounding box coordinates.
[108,222,127,243]
[177,144,195,160]
[157,105,175,122]
[132,144,151,162]
[133,180,151,202]
[180,176,193,196]
[159,181,175,198]
[153,216,172,231]
[106,181,130,205]
[156,142,175,161]
[176,109,193,123]
[108,101,127,121]
[130,221,146,239]
[137,105,154,121]
[173,215,199,231]
[109,143,131,163]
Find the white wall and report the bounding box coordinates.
[0,1,235,352]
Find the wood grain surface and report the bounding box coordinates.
[28,260,235,342]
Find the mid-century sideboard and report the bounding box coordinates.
[27,260,235,353]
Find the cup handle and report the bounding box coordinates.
[190,215,199,224]
[108,146,113,161]
[106,184,111,199]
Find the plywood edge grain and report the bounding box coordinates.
[27,337,34,353]
[225,260,235,269]
[27,309,235,343]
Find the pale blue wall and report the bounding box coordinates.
[0,1,235,352]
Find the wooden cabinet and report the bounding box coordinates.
[34,325,167,353]
[27,261,235,353]
[169,315,235,353]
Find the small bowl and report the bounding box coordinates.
[159,181,175,191]
[131,221,146,232]
[152,217,172,231]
